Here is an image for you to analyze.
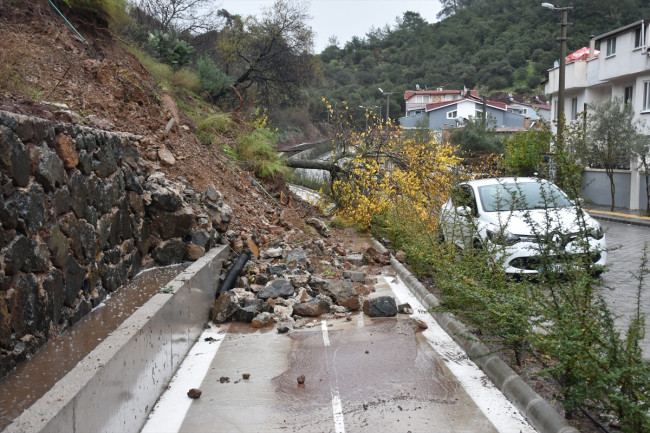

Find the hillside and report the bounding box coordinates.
[313,0,650,123]
[0,0,316,232]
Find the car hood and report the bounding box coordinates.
[480,207,596,235]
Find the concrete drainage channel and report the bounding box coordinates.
[4,238,576,433]
[2,245,229,433]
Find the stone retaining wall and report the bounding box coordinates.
[0,111,231,378]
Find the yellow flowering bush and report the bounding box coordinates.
[322,99,460,230]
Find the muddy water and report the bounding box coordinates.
[0,264,188,430]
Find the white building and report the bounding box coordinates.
[545,19,650,210]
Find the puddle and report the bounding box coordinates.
[0,264,189,431]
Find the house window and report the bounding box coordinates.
[644,82,650,112]
[606,37,616,56]
[634,27,645,49]
[414,95,430,103]
[624,86,633,104]
[571,98,578,120]
[447,110,457,119]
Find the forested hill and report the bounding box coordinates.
[312,0,650,121]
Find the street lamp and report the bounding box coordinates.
[542,2,572,145]
[378,88,395,125]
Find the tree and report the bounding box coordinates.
[212,0,316,107]
[583,97,641,211]
[134,0,219,36]
[447,115,504,155]
[437,0,476,19]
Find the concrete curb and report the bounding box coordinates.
[587,209,650,228]
[3,245,230,433]
[372,239,579,433]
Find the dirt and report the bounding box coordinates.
[0,3,606,432]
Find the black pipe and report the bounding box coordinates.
[217,251,250,296]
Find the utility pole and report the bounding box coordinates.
[542,3,572,146]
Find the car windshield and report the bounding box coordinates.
[478,181,573,212]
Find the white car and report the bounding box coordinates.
[439,177,606,274]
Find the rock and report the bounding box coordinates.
[219,376,230,383]
[366,247,391,265]
[292,299,330,317]
[211,291,239,323]
[258,279,294,300]
[322,281,360,310]
[277,326,289,334]
[342,270,366,283]
[242,373,251,379]
[262,246,283,259]
[186,243,205,261]
[395,250,407,262]
[251,312,274,328]
[398,303,413,314]
[344,252,365,267]
[267,264,287,276]
[187,388,202,399]
[285,248,309,269]
[273,305,293,321]
[309,276,329,289]
[233,304,260,323]
[297,375,305,385]
[53,134,79,169]
[363,296,397,317]
[287,272,310,287]
[153,239,188,265]
[0,125,30,187]
[415,319,428,329]
[147,182,182,212]
[158,147,176,166]
[306,218,331,237]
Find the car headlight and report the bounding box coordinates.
[486,228,521,245]
[588,225,604,240]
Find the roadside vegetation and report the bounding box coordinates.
[321,106,650,431]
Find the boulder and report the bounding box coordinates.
[285,248,309,268]
[251,312,274,328]
[323,281,360,310]
[212,291,239,323]
[363,296,397,317]
[306,218,331,237]
[258,279,294,300]
[292,299,330,317]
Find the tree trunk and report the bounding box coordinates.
[286,159,341,174]
[607,169,616,211]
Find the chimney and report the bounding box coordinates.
[524,117,530,129]
[588,36,596,60]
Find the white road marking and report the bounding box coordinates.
[321,319,331,346]
[141,325,228,433]
[383,274,538,433]
[321,320,347,433]
[357,311,365,328]
[331,387,346,433]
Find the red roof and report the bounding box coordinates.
[566,47,599,63]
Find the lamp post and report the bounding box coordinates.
[542,2,572,145]
[378,88,395,125]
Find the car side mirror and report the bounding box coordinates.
[456,205,472,217]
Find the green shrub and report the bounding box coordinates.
[196,114,233,146]
[236,128,286,178]
[197,56,233,94]
[147,31,194,69]
[172,67,201,93]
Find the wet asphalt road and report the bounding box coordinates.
[596,219,650,356]
[142,274,537,433]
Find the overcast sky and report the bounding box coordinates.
[218,0,442,53]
